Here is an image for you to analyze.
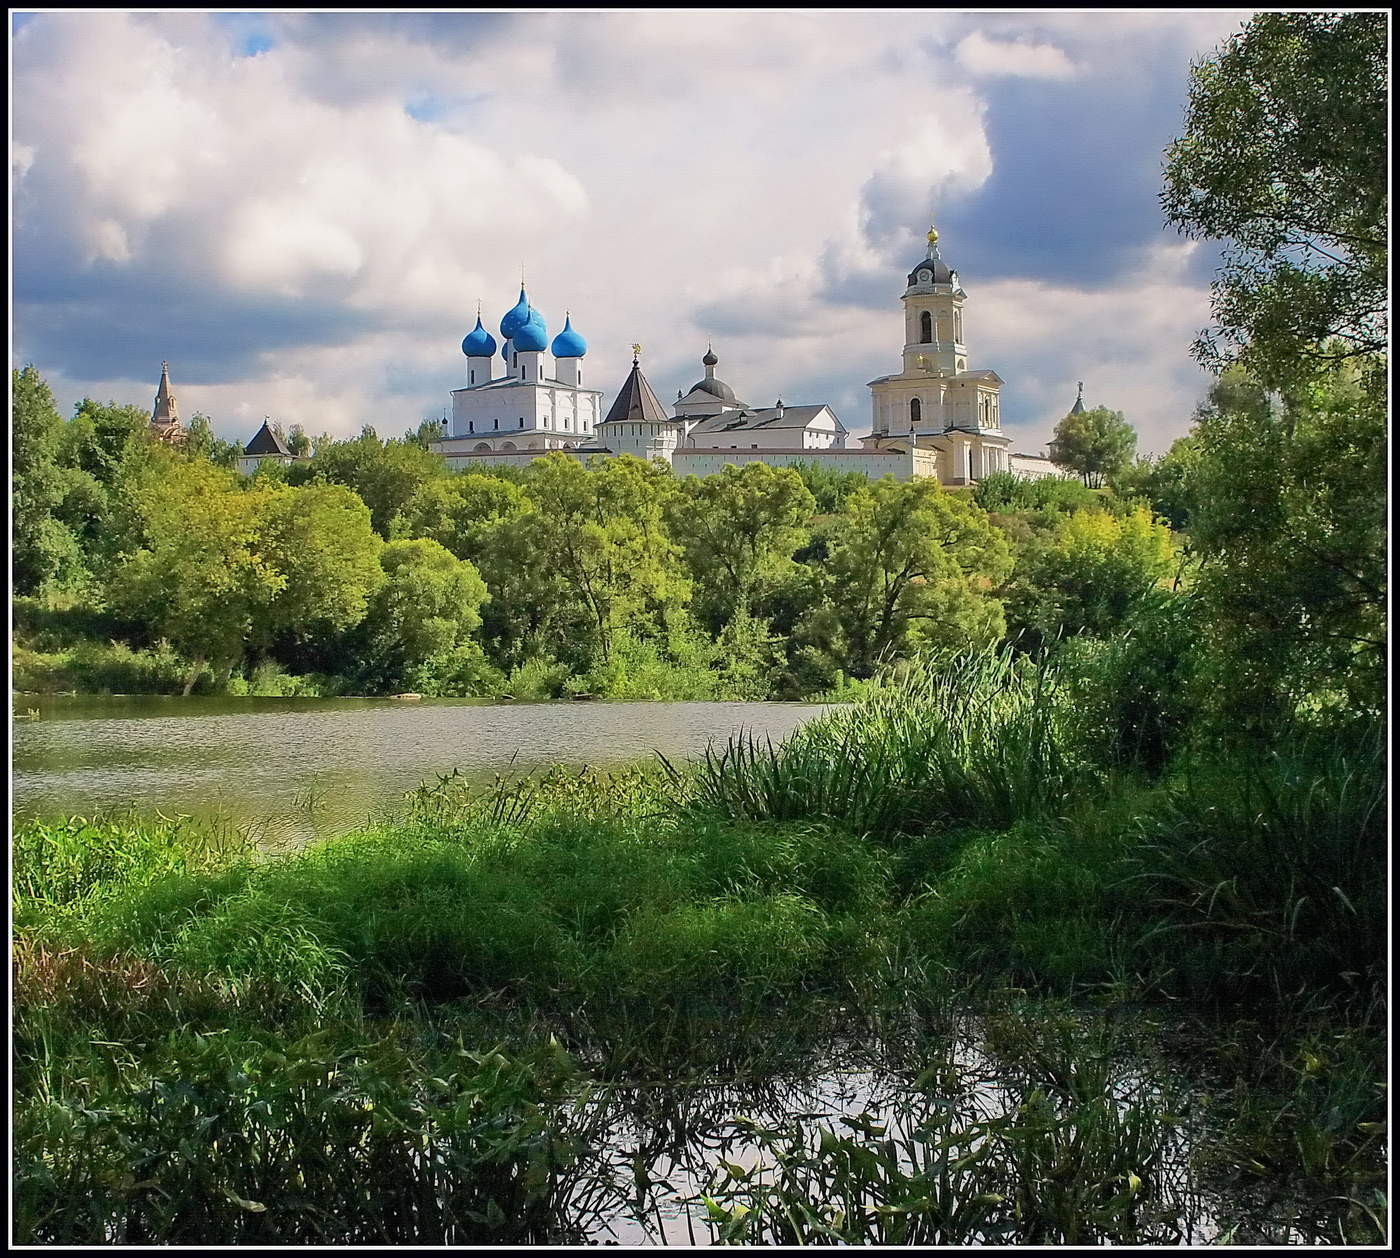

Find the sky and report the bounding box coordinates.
[11,9,1256,456]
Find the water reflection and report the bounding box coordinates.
[546,1027,1341,1246]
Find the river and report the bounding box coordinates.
[11,694,826,846]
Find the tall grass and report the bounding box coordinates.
[15,1032,592,1245]
[1124,722,1386,1011]
[681,647,1083,838]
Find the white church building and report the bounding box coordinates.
[431,289,605,455]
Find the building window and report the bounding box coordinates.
[920,311,932,343]
[910,397,922,425]
[469,369,475,384]
[468,421,474,433]
[493,418,499,430]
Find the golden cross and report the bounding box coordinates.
[631,342,642,361]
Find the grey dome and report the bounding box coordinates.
[907,254,956,287]
[689,376,736,401]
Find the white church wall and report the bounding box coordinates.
[672,448,934,482]
[1009,454,1070,481]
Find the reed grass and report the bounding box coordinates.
[679,647,1082,839]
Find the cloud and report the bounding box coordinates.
[13,11,1245,457]
[954,31,1076,79]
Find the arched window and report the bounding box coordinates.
[469,369,475,384]
[920,311,933,343]
[468,421,474,433]
[910,397,922,425]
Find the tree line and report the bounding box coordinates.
[9,379,1171,700]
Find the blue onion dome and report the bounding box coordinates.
[461,315,497,358]
[499,286,532,340]
[512,308,549,352]
[550,314,587,358]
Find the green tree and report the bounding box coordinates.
[1185,357,1385,724]
[1108,436,1201,533]
[790,461,869,514]
[406,416,447,448]
[108,461,285,691]
[1004,505,1177,656]
[1046,406,1137,488]
[12,366,86,593]
[54,398,171,582]
[350,538,491,694]
[182,413,241,469]
[812,478,1011,677]
[516,454,687,663]
[109,466,384,691]
[285,424,312,457]
[1162,12,1387,388]
[390,474,529,563]
[668,463,816,632]
[310,427,447,536]
[255,483,385,653]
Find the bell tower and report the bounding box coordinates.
[901,224,967,377]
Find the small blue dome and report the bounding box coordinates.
[461,315,497,358]
[550,314,587,358]
[499,286,532,340]
[512,308,548,352]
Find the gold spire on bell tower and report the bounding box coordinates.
[927,222,939,246]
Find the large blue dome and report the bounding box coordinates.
[461,315,497,358]
[499,286,532,340]
[550,314,587,358]
[512,309,549,352]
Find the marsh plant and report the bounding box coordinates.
[681,648,1081,839]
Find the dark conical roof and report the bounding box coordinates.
[1069,381,1085,415]
[601,357,672,427]
[244,419,292,456]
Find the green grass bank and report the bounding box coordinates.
[13,652,1387,1244]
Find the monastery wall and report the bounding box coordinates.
[671,446,935,481]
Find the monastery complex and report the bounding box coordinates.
[168,225,1067,484]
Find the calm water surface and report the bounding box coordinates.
[12,695,826,845]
